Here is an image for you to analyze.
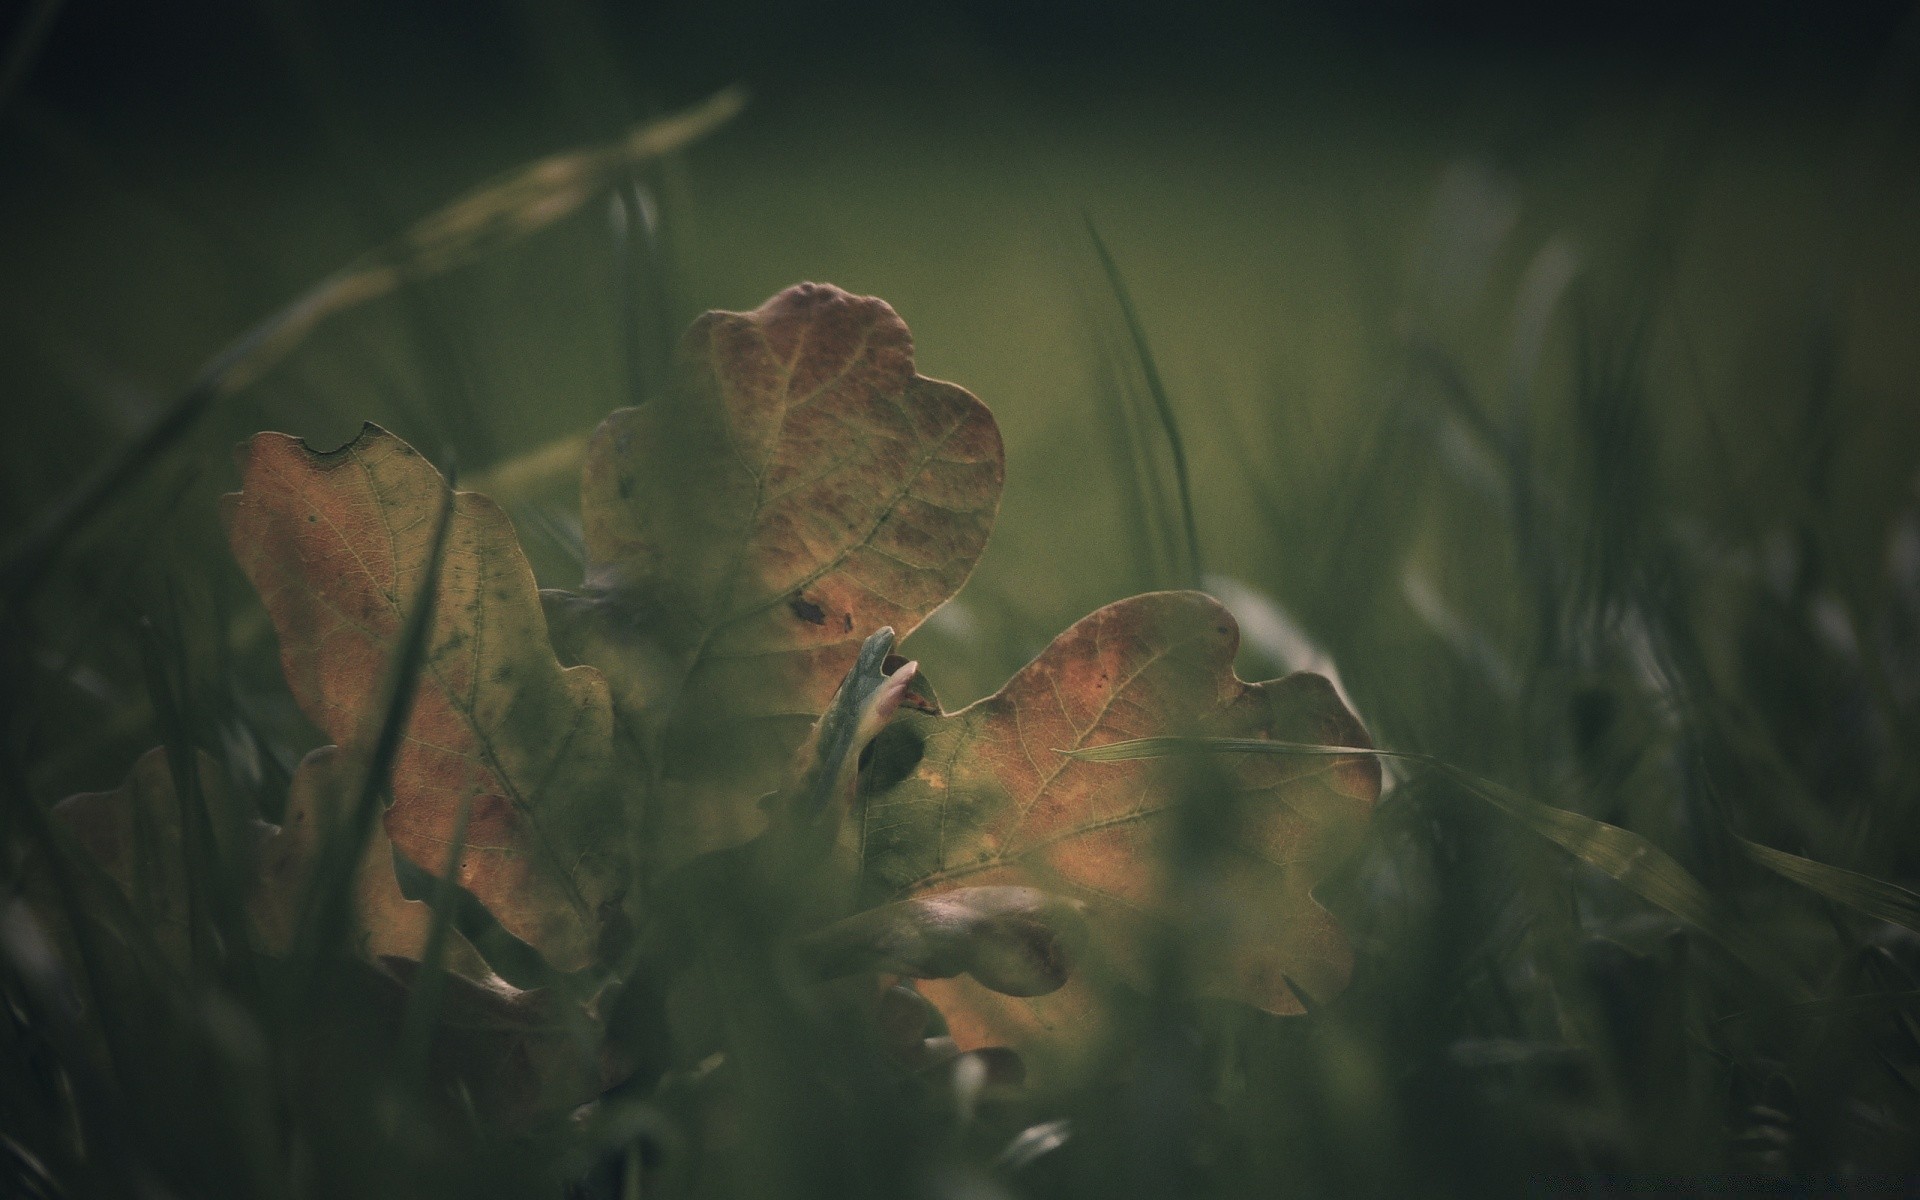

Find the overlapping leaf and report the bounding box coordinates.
[250,745,493,979]
[45,285,1374,1115]
[223,425,618,971]
[39,744,605,1125]
[857,591,1380,1066]
[544,282,1003,867]
[39,746,246,965]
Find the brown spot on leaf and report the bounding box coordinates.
[789,596,827,625]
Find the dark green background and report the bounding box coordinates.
[7,4,1920,1195]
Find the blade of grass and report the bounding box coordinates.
[286,461,458,1003]
[1086,347,1171,594]
[0,87,745,608]
[136,590,263,1001]
[385,848,559,991]
[134,618,216,977]
[1085,216,1204,588]
[614,177,653,410]
[1735,837,1920,937]
[397,790,476,1083]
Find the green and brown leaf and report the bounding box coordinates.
[222,425,619,971]
[857,590,1379,1067]
[250,745,494,981]
[545,282,1004,868]
[42,284,1375,1122]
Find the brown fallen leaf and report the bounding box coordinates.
[40,746,250,965]
[546,281,1003,870]
[223,425,619,971]
[251,745,493,981]
[40,744,495,983]
[41,746,605,1127]
[856,591,1379,1073]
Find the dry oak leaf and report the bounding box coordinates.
[223,425,618,971]
[39,746,253,965]
[566,282,1002,714]
[35,748,605,1128]
[251,744,495,980]
[546,281,1002,864]
[856,590,1379,1071]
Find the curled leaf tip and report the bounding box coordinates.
[781,628,925,823]
[868,659,919,726]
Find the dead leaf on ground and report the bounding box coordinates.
[223,424,620,971]
[545,282,1003,871]
[250,745,494,981]
[857,590,1379,1073]
[38,746,251,965]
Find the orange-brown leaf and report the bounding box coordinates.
[550,282,1003,867]
[857,591,1379,1070]
[251,745,494,979]
[223,424,619,971]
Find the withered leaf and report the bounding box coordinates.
[39,745,504,987]
[251,745,494,980]
[857,590,1379,1068]
[41,746,248,964]
[223,424,619,971]
[547,282,1003,868]
[375,957,614,1126]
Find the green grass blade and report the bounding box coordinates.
[288,466,459,1002]
[1736,837,1920,936]
[397,790,475,1081]
[0,88,745,609]
[1085,216,1204,588]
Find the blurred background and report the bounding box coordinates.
[6,1,1920,1195]
[5,0,1918,687]
[7,2,1916,705]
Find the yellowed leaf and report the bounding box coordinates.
[43,746,241,964]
